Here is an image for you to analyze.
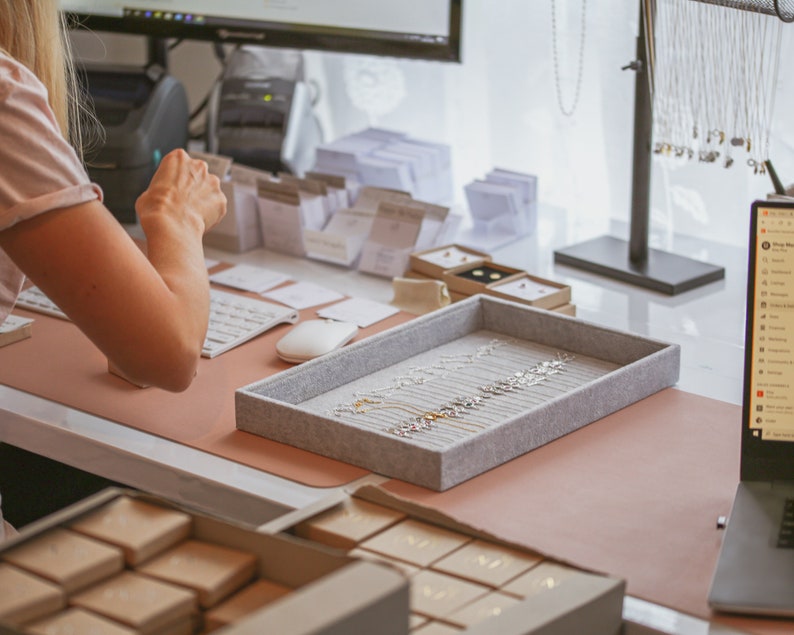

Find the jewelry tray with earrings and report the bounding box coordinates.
[236,295,680,491]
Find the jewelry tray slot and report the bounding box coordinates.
[236,295,680,490]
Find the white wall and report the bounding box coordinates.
[70,0,794,249]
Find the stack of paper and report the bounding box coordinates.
[464,168,538,239]
[313,128,453,204]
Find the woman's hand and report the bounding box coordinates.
[136,149,227,235]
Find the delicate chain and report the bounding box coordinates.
[336,338,510,407]
[386,354,574,438]
[550,0,588,117]
[651,0,783,173]
[332,353,575,439]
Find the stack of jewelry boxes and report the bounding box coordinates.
[0,489,409,635]
[261,485,625,635]
[406,245,574,315]
[236,295,680,490]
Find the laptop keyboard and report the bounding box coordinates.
[777,498,794,548]
[15,285,299,358]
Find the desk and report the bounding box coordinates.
[0,213,777,634]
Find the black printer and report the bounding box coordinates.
[82,65,189,223]
[205,47,322,176]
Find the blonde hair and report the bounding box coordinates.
[0,1,86,153]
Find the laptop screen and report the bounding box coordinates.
[742,200,794,481]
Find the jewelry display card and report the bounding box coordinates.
[237,296,680,490]
[357,201,425,278]
[209,264,292,295]
[256,180,327,258]
[409,244,492,279]
[256,182,307,257]
[303,209,374,267]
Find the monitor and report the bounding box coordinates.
[60,0,463,62]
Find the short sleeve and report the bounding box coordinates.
[0,53,102,232]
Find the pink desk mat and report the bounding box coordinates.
[1,295,411,489]
[382,388,793,634]
[3,298,790,632]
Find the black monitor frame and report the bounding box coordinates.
[63,2,463,63]
[741,199,794,482]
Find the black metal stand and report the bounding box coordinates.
[553,0,725,295]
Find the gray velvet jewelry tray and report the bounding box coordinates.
[236,295,680,491]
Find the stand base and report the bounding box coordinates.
[554,235,725,295]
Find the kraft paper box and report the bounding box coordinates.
[409,245,492,279]
[441,261,525,296]
[236,295,680,491]
[0,489,409,635]
[484,272,571,310]
[261,485,625,635]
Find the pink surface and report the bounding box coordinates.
[1,294,410,488]
[4,296,792,632]
[382,388,793,634]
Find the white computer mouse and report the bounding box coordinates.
[275,319,359,363]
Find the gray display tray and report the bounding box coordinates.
[236,295,680,490]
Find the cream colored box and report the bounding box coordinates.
[137,539,258,608]
[203,579,291,633]
[0,489,410,635]
[409,569,490,620]
[68,495,192,566]
[0,564,65,628]
[1,527,124,593]
[409,245,492,280]
[261,485,625,635]
[293,496,406,550]
[358,519,471,568]
[70,570,198,635]
[25,608,139,635]
[431,539,542,588]
[443,591,522,629]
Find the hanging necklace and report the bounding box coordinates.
[550,0,588,117]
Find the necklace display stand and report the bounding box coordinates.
[553,0,726,295]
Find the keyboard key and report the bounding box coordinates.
[15,286,299,358]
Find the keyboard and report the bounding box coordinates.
[15,285,299,358]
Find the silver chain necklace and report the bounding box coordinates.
[551,0,588,117]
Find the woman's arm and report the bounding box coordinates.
[0,150,226,392]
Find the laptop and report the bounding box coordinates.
[708,199,794,616]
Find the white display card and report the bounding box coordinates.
[304,209,374,267]
[490,277,561,302]
[358,201,424,278]
[209,264,291,294]
[317,297,399,328]
[257,181,307,257]
[263,281,345,310]
[418,246,484,270]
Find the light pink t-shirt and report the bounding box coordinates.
[0,52,102,323]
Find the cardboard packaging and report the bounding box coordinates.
[0,564,66,628]
[69,495,192,566]
[236,295,680,490]
[262,485,625,635]
[1,527,124,593]
[409,245,492,279]
[484,273,571,311]
[441,262,525,297]
[0,489,410,635]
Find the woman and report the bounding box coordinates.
[0,2,226,534]
[0,1,226,390]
